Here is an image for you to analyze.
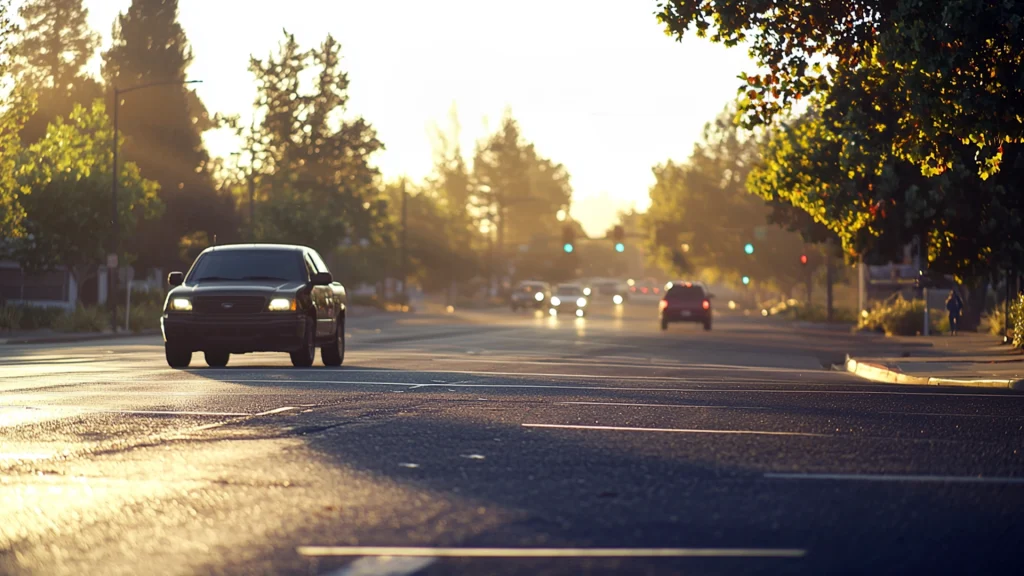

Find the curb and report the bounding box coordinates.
[0,329,161,346]
[841,355,1024,390]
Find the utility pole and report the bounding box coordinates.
[400,178,408,300]
[247,116,257,240]
[826,239,835,322]
[110,78,202,332]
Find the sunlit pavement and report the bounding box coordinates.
[2,304,1023,575]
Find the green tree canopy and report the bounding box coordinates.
[103,0,237,271]
[655,0,1024,178]
[9,0,103,146]
[249,30,384,259]
[10,101,160,294]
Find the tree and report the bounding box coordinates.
[10,101,160,296]
[645,106,812,293]
[103,0,237,271]
[472,111,572,287]
[0,0,26,248]
[655,0,1024,178]
[9,0,102,145]
[248,31,384,259]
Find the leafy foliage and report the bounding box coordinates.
[249,31,384,259]
[859,295,949,336]
[103,0,237,271]
[645,106,819,291]
[10,101,161,292]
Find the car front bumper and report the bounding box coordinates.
[162,313,311,353]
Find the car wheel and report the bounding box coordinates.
[322,319,345,367]
[204,350,230,368]
[511,304,518,312]
[703,319,712,331]
[660,320,669,331]
[290,319,316,367]
[165,343,191,368]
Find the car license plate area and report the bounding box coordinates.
[679,310,691,317]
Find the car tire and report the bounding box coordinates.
[290,319,316,367]
[511,304,518,312]
[321,319,345,367]
[660,320,668,331]
[165,343,191,368]
[703,319,712,331]
[204,350,230,368]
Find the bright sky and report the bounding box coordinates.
[80,0,756,237]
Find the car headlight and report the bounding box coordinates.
[550,296,561,306]
[534,292,544,302]
[583,287,592,296]
[268,297,296,311]
[168,297,192,311]
[577,297,587,308]
[613,294,623,305]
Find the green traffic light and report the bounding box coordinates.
[615,242,625,253]
[742,276,750,285]
[563,243,574,253]
[744,243,754,255]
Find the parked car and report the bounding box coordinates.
[161,244,347,368]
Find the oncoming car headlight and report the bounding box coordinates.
[583,287,592,296]
[168,297,192,311]
[612,294,623,305]
[268,297,296,311]
[576,297,587,308]
[534,291,545,302]
[550,296,562,307]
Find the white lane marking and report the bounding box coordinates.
[522,423,830,438]
[0,406,251,417]
[765,473,1024,485]
[299,546,807,558]
[5,379,1023,398]
[254,406,298,416]
[427,356,826,374]
[323,556,435,576]
[559,401,770,410]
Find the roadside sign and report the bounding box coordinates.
[106,253,118,268]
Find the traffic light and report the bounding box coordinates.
[744,243,754,255]
[800,254,808,265]
[612,225,625,252]
[742,276,751,285]
[562,224,575,254]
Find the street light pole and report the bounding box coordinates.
[110,79,202,332]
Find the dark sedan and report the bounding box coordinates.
[659,282,712,331]
[161,244,347,368]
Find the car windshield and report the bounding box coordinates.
[518,283,545,292]
[187,250,306,283]
[555,286,583,296]
[666,285,705,301]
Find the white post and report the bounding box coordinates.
[857,256,866,316]
[923,287,930,336]
[124,279,132,332]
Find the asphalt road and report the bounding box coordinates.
[2,301,1023,575]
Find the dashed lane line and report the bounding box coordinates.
[765,472,1024,484]
[299,546,807,559]
[521,423,832,438]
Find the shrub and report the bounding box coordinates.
[0,305,24,331]
[859,296,948,336]
[1011,294,1024,348]
[53,306,107,333]
[118,300,164,332]
[983,308,1007,336]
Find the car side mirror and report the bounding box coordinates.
[311,272,333,286]
[168,271,184,286]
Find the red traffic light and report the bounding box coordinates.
[800,254,808,265]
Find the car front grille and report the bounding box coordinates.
[193,295,267,315]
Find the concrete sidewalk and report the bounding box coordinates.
[842,332,1024,389]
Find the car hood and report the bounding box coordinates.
[170,280,307,297]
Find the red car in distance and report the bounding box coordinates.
[659,282,712,331]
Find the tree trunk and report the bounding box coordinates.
[960,279,989,332]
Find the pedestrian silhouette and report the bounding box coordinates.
[945,290,964,335]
